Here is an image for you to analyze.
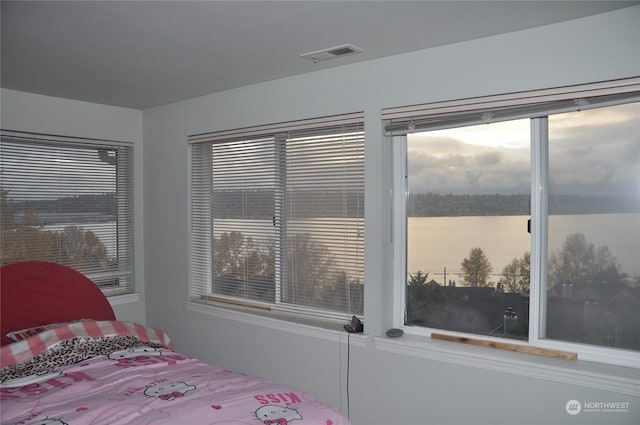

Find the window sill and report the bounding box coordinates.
[185,300,368,347]
[182,301,638,395]
[374,334,639,396]
[108,292,141,306]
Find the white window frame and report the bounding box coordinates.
[387,78,640,367]
[0,130,135,296]
[188,113,365,324]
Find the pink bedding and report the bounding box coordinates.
[1,321,350,425]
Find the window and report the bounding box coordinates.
[386,78,640,365]
[189,114,364,321]
[0,131,135,295]
[403,120,531,340]
[545,103,640,350]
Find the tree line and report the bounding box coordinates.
[212,230,363,314]
[10,193,116,217]
[409,232,634,295]
[1,191,112,269]
[408,193,639,217]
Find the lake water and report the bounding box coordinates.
[408,213,640,283]
[44,213,639,281]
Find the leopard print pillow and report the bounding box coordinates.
[1,335,165,383]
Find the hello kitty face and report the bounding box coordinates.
[144,382,195,401]
[108,346,160,360]
[255,405,302,424]
[29,419,67,425]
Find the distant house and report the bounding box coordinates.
[407,283,529,338]
[547,281,640,348]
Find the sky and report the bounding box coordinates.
[408,118,530,195]
[407,102,640,199]
[0,139,118,200]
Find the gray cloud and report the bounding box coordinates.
[407,102,639,198]
[408,134,529,195]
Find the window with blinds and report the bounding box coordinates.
[0,131,135,296]
[189,113,364,321]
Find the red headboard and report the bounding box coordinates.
[0,261,116,346]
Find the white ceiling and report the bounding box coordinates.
[2,1,637,110]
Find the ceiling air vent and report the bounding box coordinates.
[300,44,364,63]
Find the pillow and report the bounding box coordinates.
[6,323,63,342]
[1,320,174,368]
[5,320,86,342]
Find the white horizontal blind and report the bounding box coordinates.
[0,131,135,295]
[189,114,364,319]
[383,77,640,134]
[193,135,277,305]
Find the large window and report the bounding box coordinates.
[189,114,364,321]
[386,79,640,365]
[0,131,135,295]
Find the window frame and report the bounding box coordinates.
[188,113,365,324]
[0,130,135,297]
[387,78,640,367]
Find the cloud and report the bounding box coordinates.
[1,139,117,200]
[407,102,639,198]
[475,151,502,167]
[547,103,639,197]
[408,127,530,195]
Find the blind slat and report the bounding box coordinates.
[190,115,364,318]
[0,131,135,296]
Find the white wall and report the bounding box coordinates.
[0,89,147,324]
[143,7,640,425]
[144,7,640,424]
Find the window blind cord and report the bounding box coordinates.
[346,331,351,420]
[338,331,343,413]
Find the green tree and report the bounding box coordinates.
[59,225,110,269]
[1,225,59,264]
[287,233,334,307]
[1,198,58,265]
[213,231,275,300]
[213,231,352,310]
[408,271,429,287]
[502,251,530,295]
[214,231,253,278]
[0,190,17,232]
[1,192,112,269]
[325,270,363,314]
[22,209,42,227]
[407,270,431,305]
[548,233,621,287]
[460,247,493,287]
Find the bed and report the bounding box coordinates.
[1,261,351,425]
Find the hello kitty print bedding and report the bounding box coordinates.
[0,321,350,425]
